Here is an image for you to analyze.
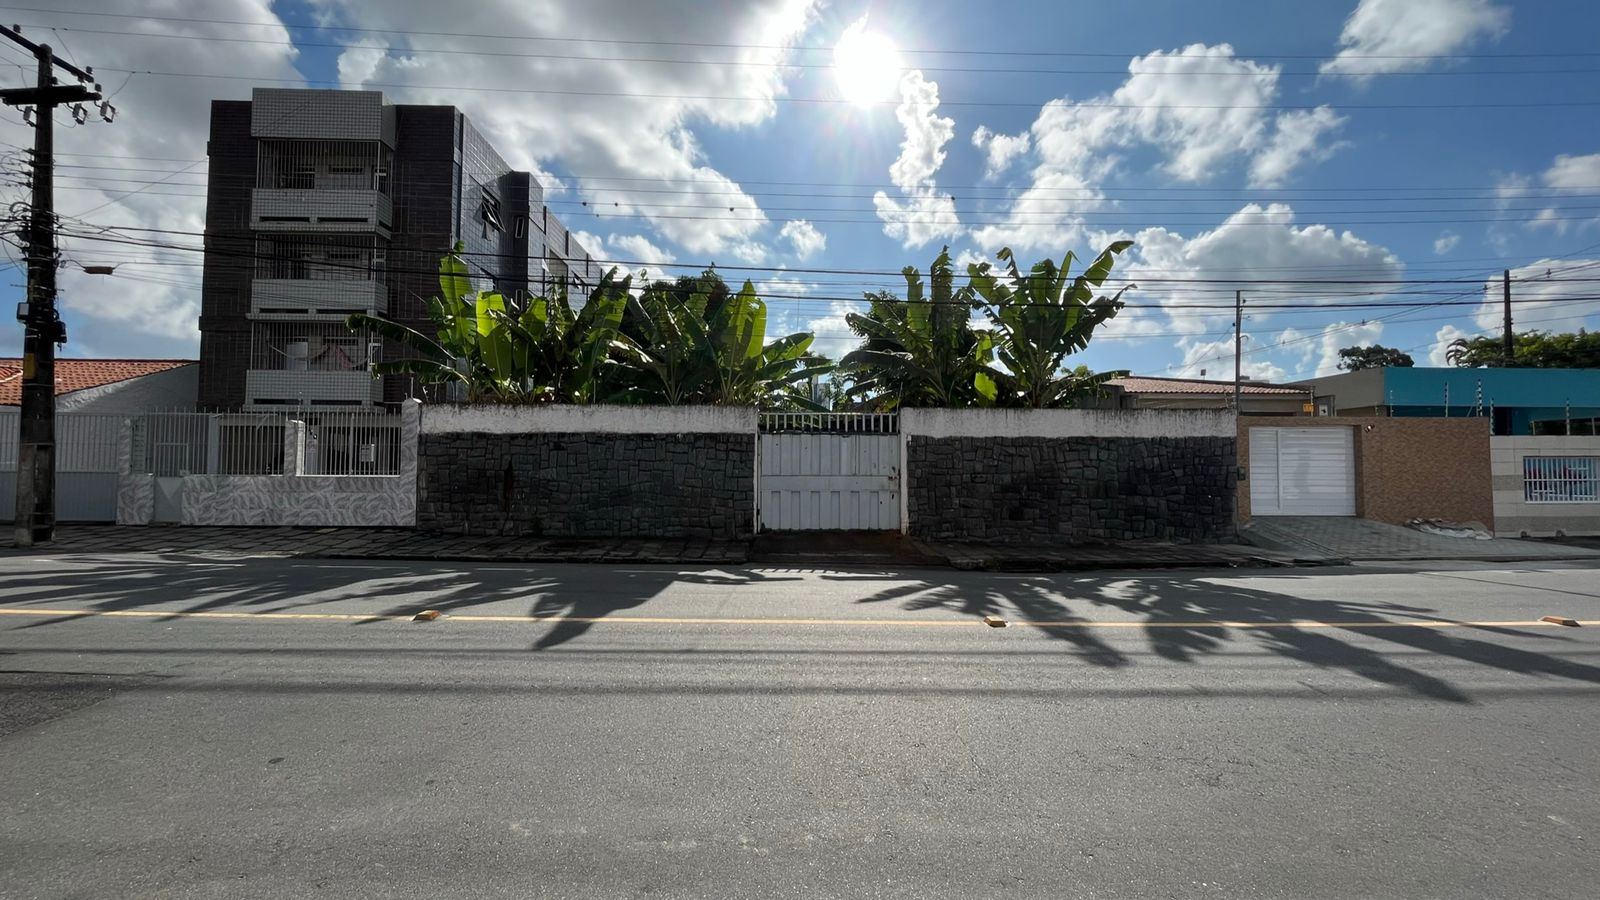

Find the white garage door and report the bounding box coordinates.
[1249,427,1355,516]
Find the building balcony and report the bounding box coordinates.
[244,370,383,409]
[250,279,386,317]
[251,189,391,235]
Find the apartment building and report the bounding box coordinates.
[197,88,600,409]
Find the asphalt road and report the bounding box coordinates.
[1,553,1597,899]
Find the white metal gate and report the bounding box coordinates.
[1249,426,1356,516]
[758,413,900,531]
[0,412,123,523]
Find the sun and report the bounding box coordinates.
[833,17,902,107]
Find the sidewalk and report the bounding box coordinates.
[1240,517,1600,563]
[1,525,752,565]
[3,525,1336,572]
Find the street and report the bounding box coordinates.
[2,554,1598,899]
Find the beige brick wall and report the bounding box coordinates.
[1238,417,1493,528]
[1491,436,1600,537]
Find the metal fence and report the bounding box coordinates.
[1523,456,1599,503]
[0,411,122,472]
[759,412,899,434]
[135,410,403,477]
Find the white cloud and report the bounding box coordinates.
[330,0,817,260]
[1126,204,1404,330]
[1468,258,1600,333]
[1115,204,1402,374]
[971,125,1031,178]
[0,1,306,358]
[1173,334,1287,381]
[970,45,1347,255]
[607,234,677,270]
[1544,153,1600,190]
[1434,231,1461,255]
[336,39,388,88]
[1312,321,1385,378]
[1429,324,1471,366]
[778,219,826,260]
[1249,106,1347,187]
[872,70,962,248]
[1321,0,1511,77]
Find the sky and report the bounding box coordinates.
[1,0,1598,383]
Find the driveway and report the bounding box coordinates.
[1240,516,1600,562]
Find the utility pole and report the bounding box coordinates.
[1233,289,1243,412]
[1501,269,1514,368]
[1,25,109,546]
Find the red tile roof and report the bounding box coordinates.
[0,358,194,406]
[1109,376,1309,396]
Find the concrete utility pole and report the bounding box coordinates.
[1233,290,1243,412]
[1502,269,1514,368]
[1,25,109,545]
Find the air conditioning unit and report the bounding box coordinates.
[285,341,309,371]
[367,342,383,368]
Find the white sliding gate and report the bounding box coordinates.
[0,412,123,523]
[758,413,900,531]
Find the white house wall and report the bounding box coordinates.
[58,365,199,414]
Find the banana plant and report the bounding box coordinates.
[347,242,628,403]
[967,241,1133,408]
[608,278,831,408]
[839,248,994,409]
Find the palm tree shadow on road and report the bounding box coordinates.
[854,571,1600,703]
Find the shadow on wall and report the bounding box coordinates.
[3,559,1598,703]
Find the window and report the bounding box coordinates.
[1524,456,1599,503]
[480,186,503,234]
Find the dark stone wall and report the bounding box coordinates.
[417,432,754,538]
[907,436,1237,544]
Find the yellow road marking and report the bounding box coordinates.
[0,607,1593,630]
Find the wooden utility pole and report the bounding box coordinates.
[1501,269,1514,367]
[1,25,107,545]
[1233,290,1243,411]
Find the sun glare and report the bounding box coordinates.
[833,18,902,107]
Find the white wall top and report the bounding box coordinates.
[421,404,757,435]
[901,408,1235,439]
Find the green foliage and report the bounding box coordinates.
[836,243,1131,409]
[839,250,994,409]
[1336,344,1415,371]
[1446,330,1600,368]
[347,242,627,404]
[968,241,1133,407]
[607,277,831,408]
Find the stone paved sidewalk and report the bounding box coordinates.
[1,525,752,565]
[917,540,1331,571]
[2,525,1329,572]
[1241,517,1600,562]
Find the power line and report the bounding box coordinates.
[83,67,1600,111]
[9,7,1598,62]
[30,173,1600,219]
[15,144,1600,198]
[43,229,1600,313]
[52,221,1600,285]
[17,22,1600,78]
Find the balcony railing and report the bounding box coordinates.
[251,279,386,317]
[252,189,392,233]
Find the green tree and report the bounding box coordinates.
[967,241,1133,408]
[1446,330,1600,368]
[1336,344,1415,371]
[839,250,993,409]
[347,243,627,403]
